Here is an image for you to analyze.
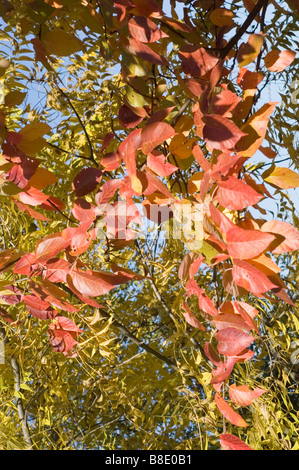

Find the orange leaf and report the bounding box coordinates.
[263,166,299,189]
[261,220,299,254]
[264,50,296,72]
[226,226,275,259]
[210,8,235,27]
[215,393,248,427]
[216,176,263,210]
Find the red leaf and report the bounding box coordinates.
[211,87,241,117]
[13,199,50,221]
[232,259,278,294]
[23,294,57,320]
[118,104,144,128]
[178,252,199,281]
[141,122,175,155]
[146,106,175,127]
[35,234,69,263]
[128,16,168,43]
[209,203,235,233]
[147,152,177,177]
[118,128,142,183]
[204,342,222,366]
[220,433,254,451]
[192,144,211,171]
[185,278,204,297]
[179,46,219,77]
[13,253,38,276]
[264,49,296,72]
[182,302,206,331]
[48,316,82,353]
[18,186,49,206]
[261,220,299,254]
[229,384,267,406]
[98,132,115,156]
[128,38,169,66]
[215,393,248,427]
[203,115,246,151]
[72,198,96,223]
[66,273,103,308]
[211,357,237,384]
[226,227,275,259]
[189,256,205,279]
[40,195,66,213]
[100,152,122,171]
[197,293,218,316]
[216,176,263,210]
[95,179,122,206]
[8,156,40,189]
[0,285,22,305]
[212,313,251,332]
[43,258,71,283]
[69,268,134,298]
[72,167,103,197]
[216,327,255,356]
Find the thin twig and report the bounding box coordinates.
[219,0,269,60]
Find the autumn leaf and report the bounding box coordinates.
[216,327,255,356]
[238,33,264,67]
[220,433,254,450]
[263,166,299,189]
[264,50,296,72]
[128,16,168,43]
[226,226,275,259]
[43,29,82,56]
[147,152,178,177]
[216,176,263,210]
[182,302,206,331]
[203,115,246,151]
[179,46,219,77]
[229,384,267,406]
[210,8,235,27]
[215,393,248,427]
[261,220,299,254]
[232,259,278,294]
[35,234,70,262]
[72,167,103,197]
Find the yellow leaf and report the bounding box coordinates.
[19,122,51,140]
[27,167,58,190]
[169,134,197,160]
[210,8,235,27]
[263,166,299,189]
[17,137,47,155]
[238,34,265,68]
[174,115,193,134]
[43,29,82,56]
[188,172,204,194]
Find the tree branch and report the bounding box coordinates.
[10,357,34,449]
[219,0,269,60]
[99,307,179,371]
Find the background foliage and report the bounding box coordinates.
[0,0,298,450]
